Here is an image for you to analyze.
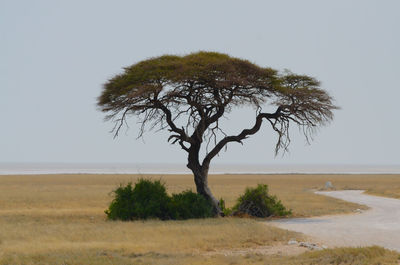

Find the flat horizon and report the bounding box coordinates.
[1,162,400,175]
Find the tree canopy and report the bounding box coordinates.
[98,51,338,215]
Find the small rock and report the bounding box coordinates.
[299,242,312,248]
[288,239,298,245]
[299,242,324,250]
[355,208,363,213]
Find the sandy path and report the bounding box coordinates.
[269,190,400,251]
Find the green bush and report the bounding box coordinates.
[168,190,214,220]
[130,178,171,220]
[233,184,291,218]
[105,179,214,221]
[105,179,170,221]
[104,182,136,221]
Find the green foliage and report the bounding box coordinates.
[168,190,214,220]
[104,183,136,221]
[233,184,292,218]
[105,179,170,221]
[130,178,171,220]
[105,179,214,221]
[98,51,279,111]
[219,198,232,216]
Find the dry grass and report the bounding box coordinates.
[2,246,399,265]
[1,173,399,264]
[203,246,400,265]
[0,216,299,254]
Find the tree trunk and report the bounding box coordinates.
[192,166,222,216]
[187,144,222,216]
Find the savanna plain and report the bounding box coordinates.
[1,173,400,264]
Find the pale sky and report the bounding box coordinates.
[1,0,399,166]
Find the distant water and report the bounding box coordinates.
[0,163,399,175]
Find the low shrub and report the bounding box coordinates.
[105,179,170,220]
[168,190,214,220]
[233,184,291,218]
[105,182,136,221]
[130,178,171,220]
[105,179,214,221]
[106,181,291,221]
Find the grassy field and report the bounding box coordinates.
[1,173,400,264]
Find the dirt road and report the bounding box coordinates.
[269,190,400,251]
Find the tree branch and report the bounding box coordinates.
[111,108,130,138]
[202,107,283,166]
[155,101,194,144]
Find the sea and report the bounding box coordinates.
[0,163,399,175]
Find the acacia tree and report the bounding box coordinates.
[98,52,337,215]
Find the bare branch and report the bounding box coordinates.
[154,101,193,144]
[203,107,283,166]
[111,108,130,139]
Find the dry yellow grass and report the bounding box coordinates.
[0,216,300,254]
[3,173,393,216]
[2,246,399,265]
[1,173,399,264]
[201,246,400,265]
